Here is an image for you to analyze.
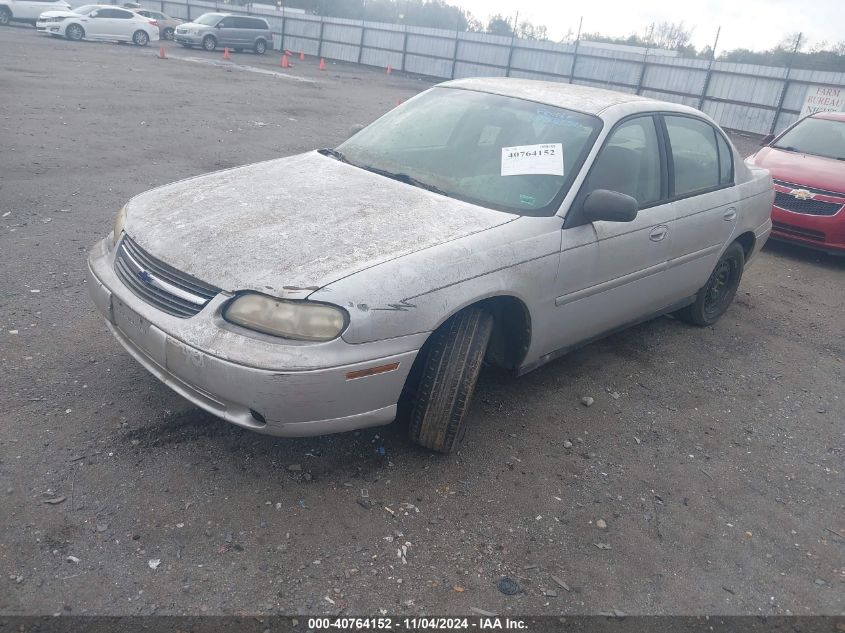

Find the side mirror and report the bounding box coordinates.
[216,22,223,28]
[582,189,638,223]
[760,133,775,146]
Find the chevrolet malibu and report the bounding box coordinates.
[87,78,774,453]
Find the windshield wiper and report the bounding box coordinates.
[359,165,450,197]
[318,147,348,163]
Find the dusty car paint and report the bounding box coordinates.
[88,78,774,438]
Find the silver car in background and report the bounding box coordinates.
[173,12,271,54]
[87,78,773,453]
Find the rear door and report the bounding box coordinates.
[111,8,139,40]
[82,7,114,38]
[660,114,739,299]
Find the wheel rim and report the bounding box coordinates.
[703,258,736,319]
[68,25,82,39]
[0,11,9,25]
[135,31,147,45]
[256,41,264,53]
[203,37,214,50]
[164,28,173,40]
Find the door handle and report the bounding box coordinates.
[649,225,668,242]
[723,207,737,221]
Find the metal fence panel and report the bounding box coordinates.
[140,0,845,135]
[406,33,455,58]
[322,23,362,46]
[404,54,452,78]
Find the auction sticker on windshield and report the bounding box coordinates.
[501,143,564,176]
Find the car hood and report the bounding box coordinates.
[124,151,516,297]
[39,10,80,18]
[751,146,845,193]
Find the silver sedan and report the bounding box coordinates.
[87,78,773,452]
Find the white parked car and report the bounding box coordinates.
[36,4,158,45]
[0,0,70,25]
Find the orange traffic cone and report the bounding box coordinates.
[319,57,326,70]
[386,64,392,75]
[299,50,305,61]
[281,54,290,68]
[158,45,167,59]
[223,47,231,60]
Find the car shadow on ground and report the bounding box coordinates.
[763,239,845,269]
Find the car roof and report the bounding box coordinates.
[439,77,698,118]
[812,111,845,122]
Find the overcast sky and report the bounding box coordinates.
[457,0,844,53]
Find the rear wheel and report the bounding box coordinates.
[253,38,266,54]
[0,8,11,25]
[675,242,745,326]
[65,23,84,41]
[407,306,493,453]
[132,30,149,46]
[162,27,174,40]
[202,34,216,51]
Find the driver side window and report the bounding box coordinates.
[585,116,662,208]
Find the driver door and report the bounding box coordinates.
[552,114,679,351]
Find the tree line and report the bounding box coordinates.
[241,0,844,72]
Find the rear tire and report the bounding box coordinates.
[132,30,149,46]
[65,23,84,41]
[162,27,174,40]
[202,34,216,51]
[0,8,11,26]
[254,38,266,54]
[675,242,745,326]
[407,306,493,453]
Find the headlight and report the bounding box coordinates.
[112,205,126,245]
[224,293,347,342]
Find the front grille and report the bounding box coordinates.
[773,191,843,216]
[772,221,825,242]
[114,236,220,318]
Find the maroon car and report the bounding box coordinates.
[746,111,845,255]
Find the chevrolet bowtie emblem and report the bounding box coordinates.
[790,189,815,200]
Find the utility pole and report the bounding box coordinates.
[698,26,720,110]
[569,16,582,84]
[505,10,518,76]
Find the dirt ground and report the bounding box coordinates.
[1,26,843,617]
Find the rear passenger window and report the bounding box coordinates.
[586,116,662,207]
[664,115,721,196]
[716,133,734,185]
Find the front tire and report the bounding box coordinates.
[675,242,745,326]
[0,8,11,26]
[407,307,493,453]
[202,34,216,51]
[162,27,174,40]
[65,23,84,41]
[132,30,149,46]
[253,38,266,55]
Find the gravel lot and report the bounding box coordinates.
[1,26,843,617]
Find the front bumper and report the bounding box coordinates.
[87,237,424,437]
[173,31,203,45]
[770,206,845,255]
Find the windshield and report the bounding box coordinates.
[336,87,602,215]
[193,13,223,25]
[73,5,98,14]
[773,116,845,161]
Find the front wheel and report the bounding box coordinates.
[202,34,216,51]
[253,38,266,55]
[407,306,493,453]
[65,23,84,40]
[162,27,174,40]
[0,8,11,25]
[132,30,149,46]
[675,242,745,326]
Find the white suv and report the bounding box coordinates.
[0,0,71,25]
